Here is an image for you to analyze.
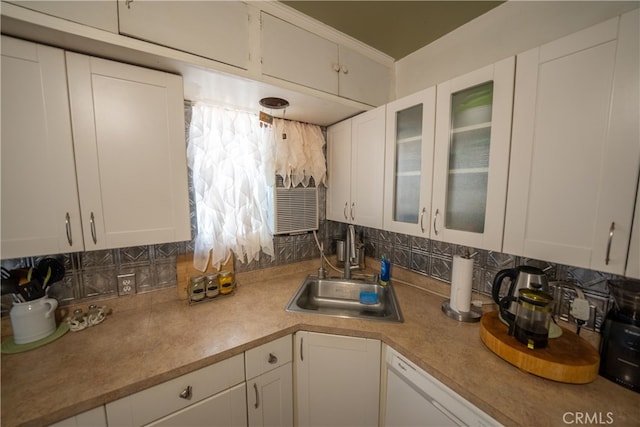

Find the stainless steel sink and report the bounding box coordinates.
[285,275,403,322]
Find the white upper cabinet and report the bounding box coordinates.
[117,0,249,70]
[503,10,639,275]
[65,52,191,251]
[383,87,436,237]
[6,0,118,32]
[1,36,84,258]
[327,106,386,228]
[261,12,390,106]
[431,57,515,251]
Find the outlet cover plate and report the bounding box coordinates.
[117,273,136,296]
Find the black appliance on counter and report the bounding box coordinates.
[599,280,640,393]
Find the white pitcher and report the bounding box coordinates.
[10,296,58,344]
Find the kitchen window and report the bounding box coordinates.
[187,103,325,271]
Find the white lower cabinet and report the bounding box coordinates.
[105,354,245,427]
[245,335,294,427]
[48,406,107,427]
[382,346,500,427]
[295,331,381,427]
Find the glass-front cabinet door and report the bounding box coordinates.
[383,87,436,237]
[431,57,515,251]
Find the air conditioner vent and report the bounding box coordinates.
[272,187,318,235]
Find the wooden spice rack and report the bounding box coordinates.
[176,252,235,302]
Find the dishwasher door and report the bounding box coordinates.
[386,363,461,426]
[383,347,500,427]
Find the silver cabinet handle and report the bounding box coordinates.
[350,203,355,221]
[332,63,341,73]
[125,0,133,9]
[89,212,97,244]
[268,353,278,364]
[179,385,192,400]
[433,208,440,236]
[300,337,304,361]
[341,65,349,74]
[343,202,348,220]
[253,383,260,409]
[65,212,73,246]
[419,207,426,233]
[606,222,615,265]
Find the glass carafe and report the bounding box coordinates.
[511,288,553,349]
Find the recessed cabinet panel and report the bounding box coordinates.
[118,0,249,69]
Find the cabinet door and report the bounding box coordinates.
[147,383,247,427]
[7,0,117,32]
[247,363,293,427]
[295,331,380,427]
[351,105,386,228]
[48,406,107,427]
[65,52,191,251]
[432,56,515,251]
[261,12,339,95]
[504,11,639,274]
[383,87,436,237]
[1,36,84,258]
[118,0,249,70]
[627,183,640,279]
[326,119,353,223]
[338,45,390,106]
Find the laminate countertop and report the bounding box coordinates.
[1,259,637,427]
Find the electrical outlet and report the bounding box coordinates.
[117,273,136,296]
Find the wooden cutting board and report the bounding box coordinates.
[479,310,600,384]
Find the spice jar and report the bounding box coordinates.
[205,273,219,298]
[218,270,234,295]
[190,276,205,302]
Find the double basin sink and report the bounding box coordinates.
[285,275,403,323]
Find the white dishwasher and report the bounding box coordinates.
[383,346,501,427]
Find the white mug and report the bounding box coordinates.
[10,296,58,344]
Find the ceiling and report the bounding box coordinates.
[281,1,504,60]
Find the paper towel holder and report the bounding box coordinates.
[442,251,482,322]
[442,300,482,322]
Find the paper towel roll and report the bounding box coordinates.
[450,255,474,313]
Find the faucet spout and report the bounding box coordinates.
[344,224,356,279]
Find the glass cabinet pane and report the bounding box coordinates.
[445,82,493,233]
[393,104,423,223]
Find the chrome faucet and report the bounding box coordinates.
[344,224,356,279]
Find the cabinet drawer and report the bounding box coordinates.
[106,354,244,427]
[245,335,292,379]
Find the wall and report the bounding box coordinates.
[395,1,639,98]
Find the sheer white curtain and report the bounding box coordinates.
[187,103,326,272]
[273,118,326,188]
[187,103,275,271]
